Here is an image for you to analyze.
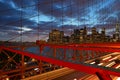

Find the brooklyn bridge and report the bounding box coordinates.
[0,0,120,80]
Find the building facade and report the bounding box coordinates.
[48,29,64,43]
[112,24,120,42]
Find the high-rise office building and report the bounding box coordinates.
[113,24,120,42]
[48,29,64,43]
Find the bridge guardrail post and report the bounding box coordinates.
[96,71,112,80]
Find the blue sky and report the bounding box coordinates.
[0,0,120,42]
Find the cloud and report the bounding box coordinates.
[0,0,120,41]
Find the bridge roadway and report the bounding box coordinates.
[53,52,120,80]
[21,67,75,80]
[22,52,120,80]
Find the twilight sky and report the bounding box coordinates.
[0,0,120,42]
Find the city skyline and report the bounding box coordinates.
[0,0,120,42]
[48,25,120,43]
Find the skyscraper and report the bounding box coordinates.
[113,23,120,42]
[116,23,119,34]
[48,29,64,43]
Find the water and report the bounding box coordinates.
[24,46,40,55]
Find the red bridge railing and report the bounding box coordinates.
[0,42,120,80]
